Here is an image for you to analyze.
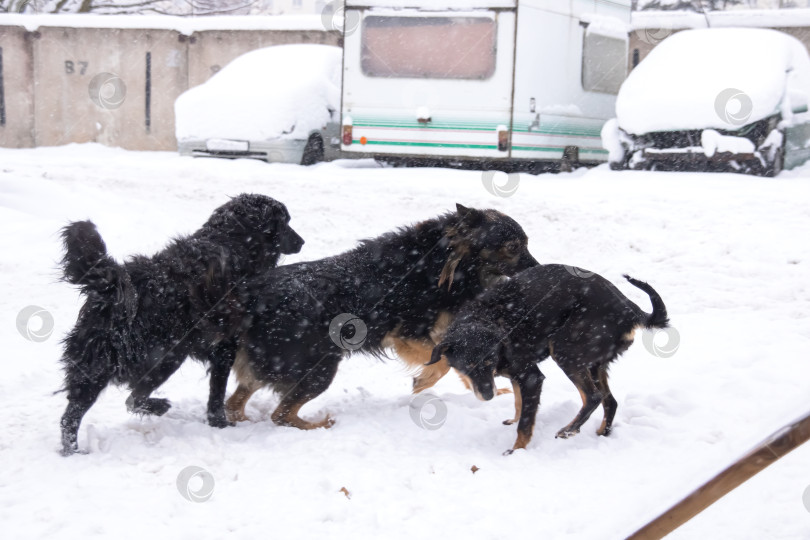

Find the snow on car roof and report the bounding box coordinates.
[175,44,341,142]
[616,28,810,134]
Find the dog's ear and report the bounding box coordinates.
[438,246,468,291]
[496,340,510,368]
[427,343,450,366]
[456,203,484,226]
[440,205,482,291]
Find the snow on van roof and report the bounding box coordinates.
[345,1,516,8]
[0,13,326,35]
[632,8,810,30]
[616,28,810,134]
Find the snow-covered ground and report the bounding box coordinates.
[1,144,808,539]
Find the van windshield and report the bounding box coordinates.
[361,15,496,80]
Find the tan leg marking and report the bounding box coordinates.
[225,347,263,422]
[225,383,259,422]
[512,429,532,451]
[385,310,509,396]
[385,335,452,393]
[596,368,615,436]
[503,380,522,425]
[270,400,334,430]
[598,417,609,436]
[412,356,451,394]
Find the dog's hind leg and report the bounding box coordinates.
[225,382,261,422]
[225,347,263,422]
[595,366,617,436]
[553,361,603,439]
[271,356,339,430]
[60,375,108,456]
[125,352,185,416]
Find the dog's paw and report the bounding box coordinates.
[128,397,171,416]
[597,425,613,437]
[503,448,515,456]
[555,428,579,439]
[208,413,236,429]
[503,419,516,426]
[321,415,336,429]
[226,410,249,423]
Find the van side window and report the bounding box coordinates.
[582,29,627,94]
[362,16,497,80]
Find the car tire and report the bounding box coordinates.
[751,136,784,177]
[301,134,324,166]
[763,144,784,178]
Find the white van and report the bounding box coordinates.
[335,0,631,170]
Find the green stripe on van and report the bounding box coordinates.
[354,140,498,150]
[353,119,603,138]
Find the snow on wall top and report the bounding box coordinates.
[0,14,329,35]
[633,8,810,30]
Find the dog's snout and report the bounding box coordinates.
[280,228,305,254]
[519,250,539,270]
[473,376,495,401]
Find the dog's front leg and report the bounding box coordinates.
[206,342,236,428]
[504,365,544,455]
[502,379,522,426]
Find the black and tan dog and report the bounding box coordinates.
[429,264,669,454]
[221,204,538,428]
[58,194,304,455]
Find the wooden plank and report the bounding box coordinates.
[627,411,810,540]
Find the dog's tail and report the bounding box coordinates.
[623,274,669,329]
[61,221,124,296]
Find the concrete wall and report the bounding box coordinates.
[0,25,339,151]
[32,27,188,150]
[0,26,34,148]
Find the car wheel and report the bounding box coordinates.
[752,137,784,177]
[763,144,784,177]
[301,134,324,166]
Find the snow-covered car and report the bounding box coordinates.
[602,28,810,176]
[175,44,342,165]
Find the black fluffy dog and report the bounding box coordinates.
[58,194,304,455]
[429,264,669,454]
[222,204,538,428]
